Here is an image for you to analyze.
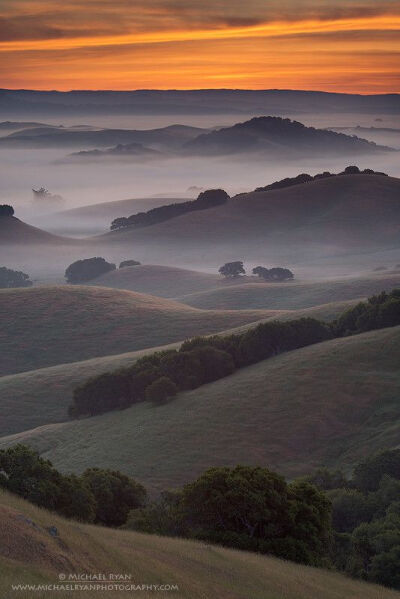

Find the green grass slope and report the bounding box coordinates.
[2,326,399,493]
[0,299,356,437]
[178,272,400,310]
[0,285,278,376]
[1,491,397,599]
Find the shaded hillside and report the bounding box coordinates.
[0,299,357,437]
[178,272,400,310]
[2,327,399,493]
[0,493,395,599]
[184,116,392,156]
[0,286,276,375]
[98,174,400,262]
[0,215,73,245]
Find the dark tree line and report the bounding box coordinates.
[218,261,294,281]
[110,189,229,231]
[303,449,400,589]
[69,288,400,419]
[254,166,387,193]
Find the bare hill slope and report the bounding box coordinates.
[0,285,276,375]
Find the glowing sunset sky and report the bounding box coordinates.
[0,0,399,92]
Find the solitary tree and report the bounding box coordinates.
[119,260,141,268]
[219,261,245,278]
[0,204,14,217]
[0,266,32,288]
[195,189,230,207]
[65,257,116,283]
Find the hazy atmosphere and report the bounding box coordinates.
[0,1,400,598]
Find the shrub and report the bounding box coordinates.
[119,260,141,268]
[145,376,178,404]
[0,266,32,288]
[65,257,116,283]
[0,204,14,217]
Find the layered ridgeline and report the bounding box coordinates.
[0,285,277,375]
[98,171,400,269]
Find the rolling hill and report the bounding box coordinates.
[0,298,357,437]
[177,272,400,310]
[0,215,73,246]
[2,326,399,493]
[0,285,277,376]
[87,264,234,297]
[98,174,400,267]
[184,116,392,156]
[0,491,396,599]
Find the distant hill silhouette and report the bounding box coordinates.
[184,116,393,157]
[64,142,162,162]
[0,214,72,245]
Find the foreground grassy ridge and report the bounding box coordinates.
[177,272,400,310]
[0,299,356,437]
[0,491,398,599]
[2,327,399,493]
[0,285,278,376]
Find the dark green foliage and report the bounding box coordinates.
[0,204,14,216]
[145,376,178,404]
[329,489,372,533]
[302,467,348,491]
[0,445,96,522]
[65,257,116,284]
[0,266,32,288]
[252,266,294,282]
[119,260,141,268]
[332,289,400,336]
[353,449,400,492]
[218,261,245,278]
[110,189,229,230]
[127,465,332,567]
[82,468,147,527]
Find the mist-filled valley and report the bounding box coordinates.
[2,88,400,596]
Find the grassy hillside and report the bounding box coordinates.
[88,264,243,297]
[3,326,399,493]
[0,285,278,376]
[0,299,355,437]
[99,176,400,257]
[1,491,397,599]
[58,196,192,220]
[0,216,72,245]
[178,272,400,310]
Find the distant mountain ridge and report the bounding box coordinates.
[184,116,392,157]
[0,89,399,116]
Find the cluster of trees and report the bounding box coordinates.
[218,261,294,281]
[69,317,330,417]
[65,257,141,283]
[127,465,331,567]
[69,287,400,419]
[332,289,400,336]
[0,444,146,527]
[303,449,400,589]
[254,166,387,193]
[0,204,14,217]
[0,266,32,288]
[110,189,229,231]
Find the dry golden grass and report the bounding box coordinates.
[0,489,399,599]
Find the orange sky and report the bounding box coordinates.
[0,1,399,92]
